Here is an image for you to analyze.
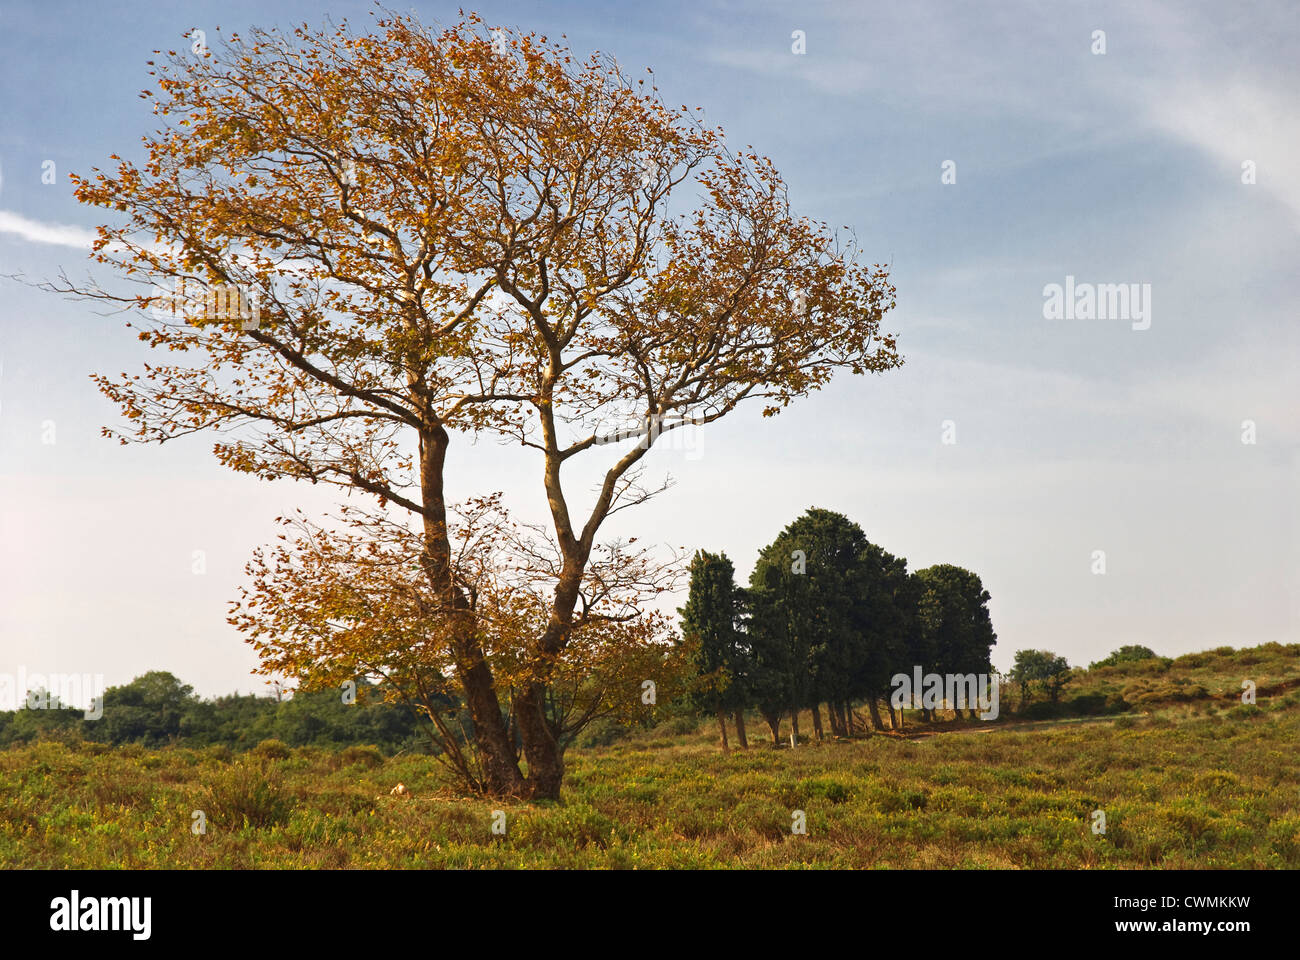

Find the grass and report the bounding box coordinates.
[3,643,1296,869]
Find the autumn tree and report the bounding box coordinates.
[49,11,901,798]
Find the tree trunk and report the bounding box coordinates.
[811,703,824,740]
[828,702,843,738]
[866,697,885,732]
[789,706,800,747]
[763,709,781,745]
[419,425,525,797]
[733,709,748,748]
[844,700,855,736]
[717,709,730,753]
[512,683,564,799]
[454,659,526,795]
[886,701,898,730]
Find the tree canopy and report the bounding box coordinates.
[51,11,902,797]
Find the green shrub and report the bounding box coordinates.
[1020,700,1067,720]
[665,715,700,736]
[202,744,233,764]
[1067,693,1108,716]
[575,719,628,749]
[203,762,292,828]
[253,738,291,760]
[804,776,854,804]
[339,745,384,769]
[1090,645,1159,669]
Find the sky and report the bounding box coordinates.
[1,0,1296,702]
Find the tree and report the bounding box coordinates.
[748,540,816,746]
[1090,645,1158,669]
[51,12,901,797]
[678,550,749,751]
[747,508,900,741]
[1010,650,1071,705]
[83,671,197,746]
[850,544,916,731]
[913,564,997,719]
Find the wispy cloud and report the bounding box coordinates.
[706,0,1300,226]
[0,209,98,249]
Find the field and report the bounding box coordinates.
[3,646,1298,869]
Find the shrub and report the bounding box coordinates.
[1090,645,1159,669]
[666,715,700,736]
[511,804,619,849]
[202,744,233,764]
[575,719,628,749]
[1067,693,1108,716]
[804,776,854,804]
[339,745,384,769]
[253,738,291,760]
[1020,700,1067,720]
[203,762,292,828]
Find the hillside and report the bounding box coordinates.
[3,643,1297,869]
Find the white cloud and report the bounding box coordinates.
[0,209,98,249]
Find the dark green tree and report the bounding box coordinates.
[1090,645,1158,669]
[83,671,197,746]
[1010,649,1072,705]
[747,508,910,741]
[913,564,998,719]
[679,550,750,751]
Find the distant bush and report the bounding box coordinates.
[339,745,384,769]
[1065,693,1110,716]
[1090,645,1159,669]
[202,744,233,764]
[253,738,291,760]
[665,715,700,736]
[1020,700,1068,720]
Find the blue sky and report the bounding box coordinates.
[1,0,1296,700]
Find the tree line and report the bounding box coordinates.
[0,672,424,753]
[679,507,998,749]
